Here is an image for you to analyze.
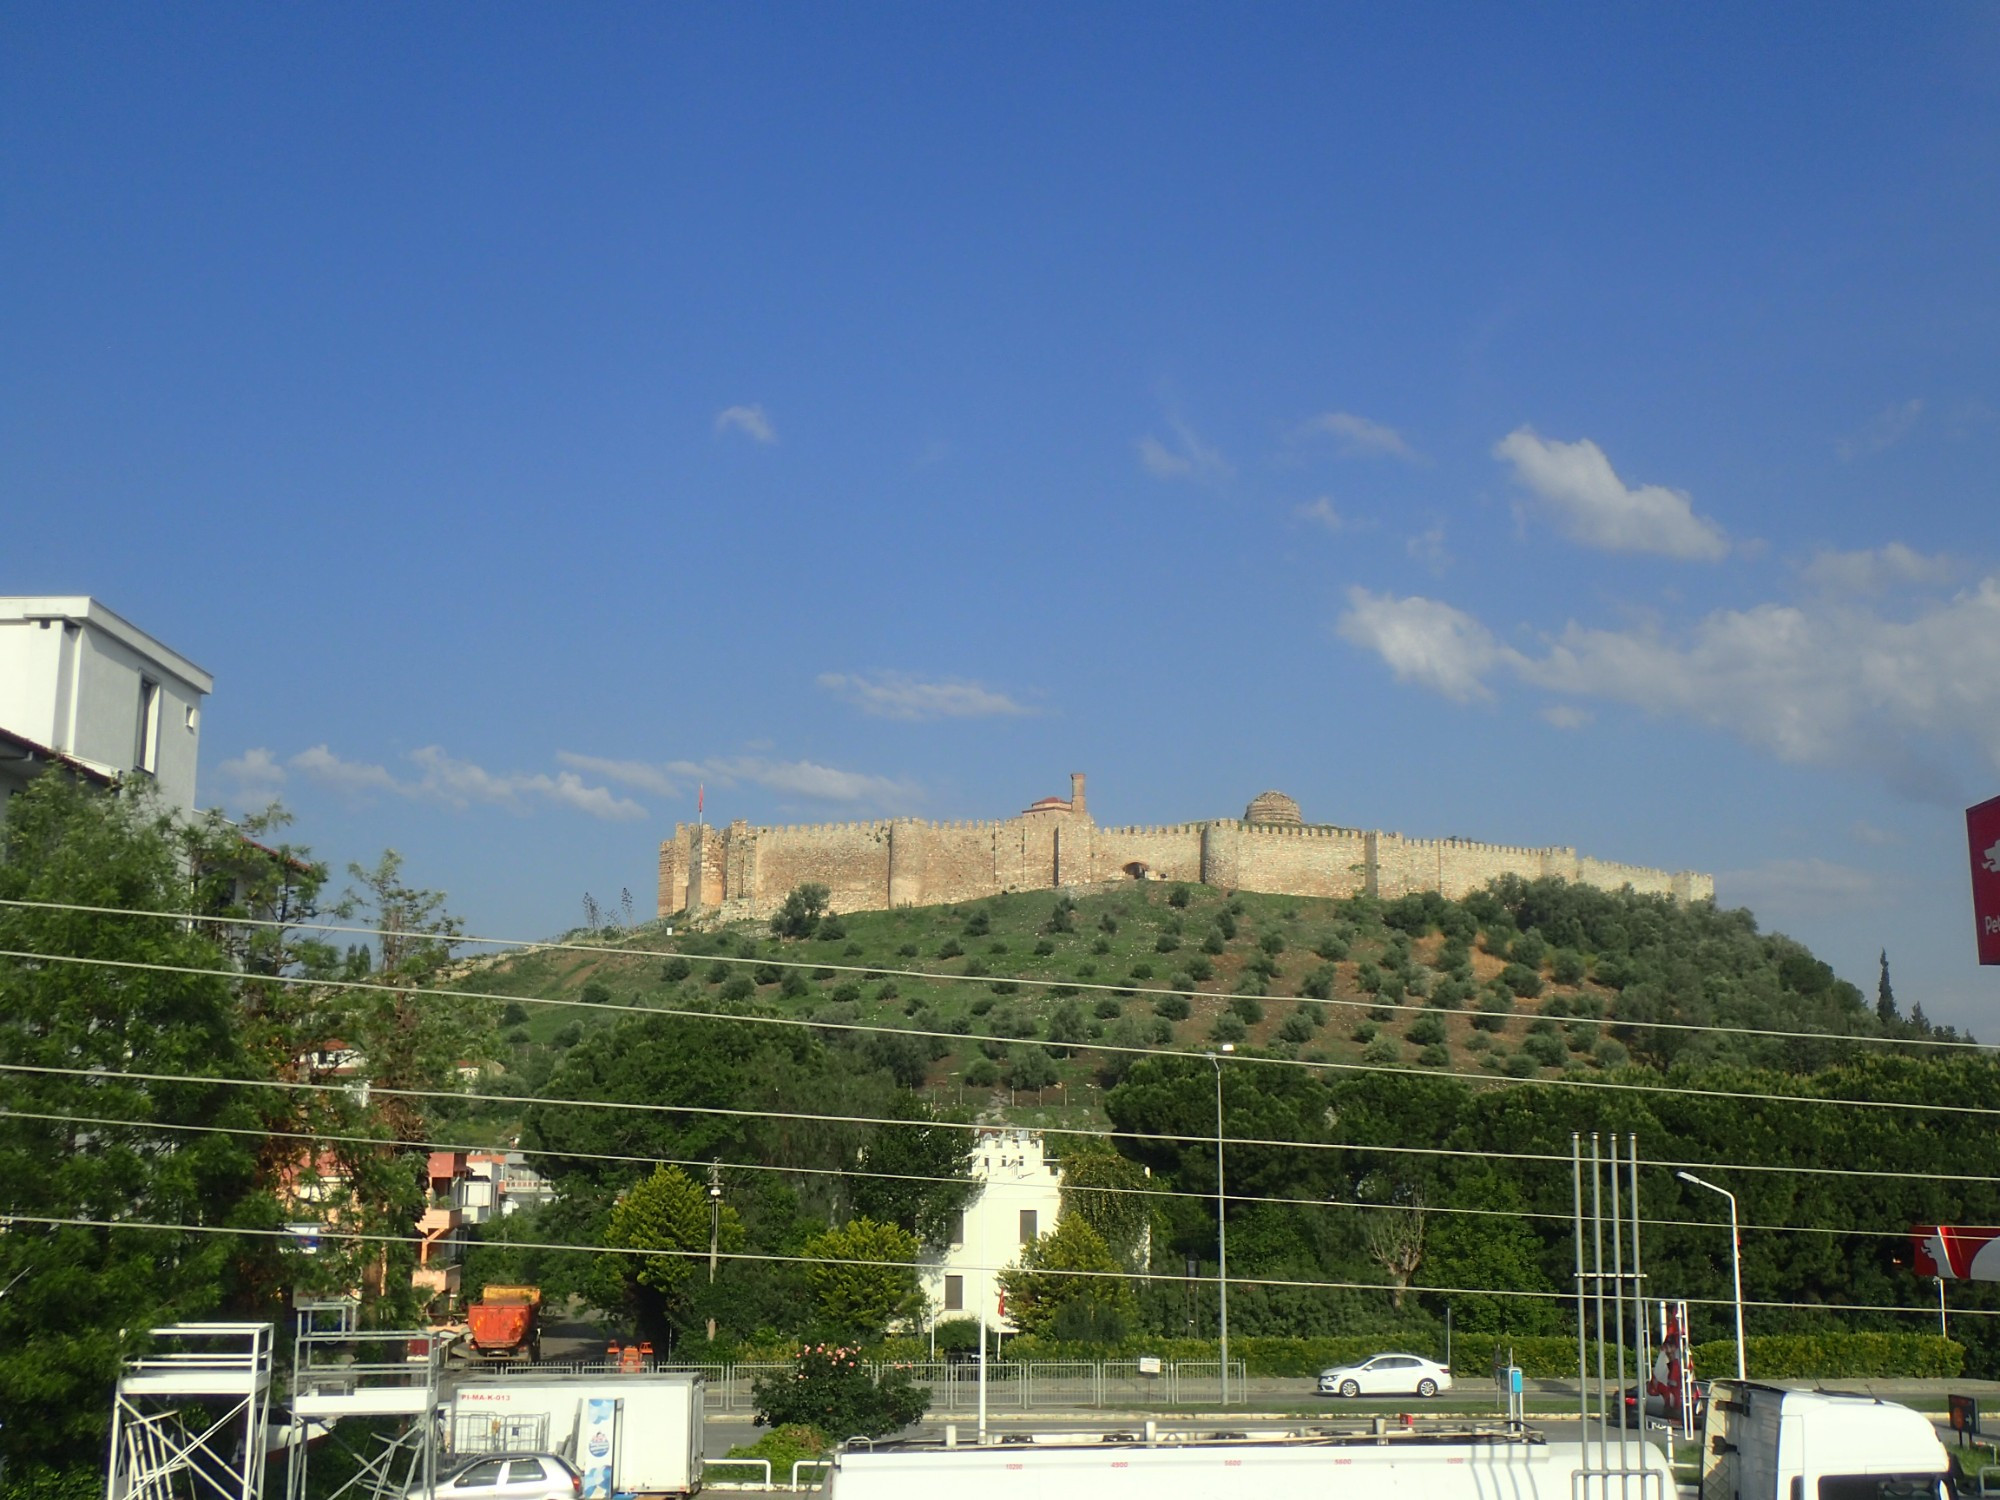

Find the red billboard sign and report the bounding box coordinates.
[1971,795,2000,966]
[1914,1225,2000,1281]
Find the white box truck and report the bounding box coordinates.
[452,1371,704,1497]
[1700,1381,1951,1500]
[825,1432,1675,1500]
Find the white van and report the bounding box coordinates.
[1700,1381,1950,1500]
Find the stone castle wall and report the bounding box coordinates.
[656,776,1714,921]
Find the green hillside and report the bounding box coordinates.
[451,874,1946,1127]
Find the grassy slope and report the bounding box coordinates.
[448,881,1645,1132]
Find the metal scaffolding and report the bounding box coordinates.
[281,1301,443,1500]
[106,1322,274,1500]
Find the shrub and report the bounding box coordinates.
[1352,1021,1379,1043]
[1520,1032,1567,1068]
[1168,884,1191,908]
[1186,955,1214,982]
[1094,997,1123,1020]
[1510,931,1548,969]
[1154,994,1191,1021]
[1313,935,1350,962]
[1201,931,1226,955]
[1099,912,1119,934]
[1499,963,1543,998]
[963,910,991,937]
[1689,1333,1962,1380]
[964,1058,999,1086]
[1299,964,1337,1000]
[719,976,755,1003]
[751,1345,928,1440]
[1550,948,1587,985]
[1362,1034,1401,1065]
[1418,1044,1452,1068]
[1091,937,1112,956]
[1592,1037,1629,1069]
[969,996,995,1016]
[962,956,989,977]
[1277,1009,1316,1044]
[1034,939,1056,957]
[874,980,898,1002]
[1228,994,1264,1025]
[1129,962,1155,981]
[1155,933,1181,954]
[552,1022,583,1048]
[937,939,963,960]
[1503,1052,1540,1078]
[779,969,811,1000]
[1210,1014,1248,1043]
[897,943,920,958]
[1259,932,1286,957]
[1407,1012,1447,1047]
[816,916,847,942]
[501,1001,531,1025]
[661,957,692,983]
[1355,962,1383,994]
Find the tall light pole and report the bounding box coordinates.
[1206,1044,1234,1405]
[1677,1170,1745,1379]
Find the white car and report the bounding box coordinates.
[406,1452,583,1499]
[1316,1352,1453,1398]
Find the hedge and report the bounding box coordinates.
[1690,1334,1962,1380]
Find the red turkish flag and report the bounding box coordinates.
[1970,795,2000,966]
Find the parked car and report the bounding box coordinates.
[1617,1381,1709,1428]
[1316,1353,1453,1398]
[405,1452,582,1499]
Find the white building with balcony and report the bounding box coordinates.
[920,1128,1065,1333]
[0,596,211,817]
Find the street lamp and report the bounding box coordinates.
[1677,1170,1746,1379]
[1206,1044,1234,1405]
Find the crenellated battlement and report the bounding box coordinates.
[655,771,1709,921]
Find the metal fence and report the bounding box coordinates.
[454,1357,1248,1411]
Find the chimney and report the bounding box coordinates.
[1069,772,1087,820]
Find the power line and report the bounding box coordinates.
[7,1055,1997,1191]
[4,942,1998,1128]
[0,1208,1968,1328]
[2,1104,1925,1243]
[3,895,1983,1056]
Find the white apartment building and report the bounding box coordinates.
[920,1128,1064,1332]
[0,597,212,816]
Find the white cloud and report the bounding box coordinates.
[218,746,287,795]
[291,745,404,796]
[1715,857,1888,917]
[1837,399,1923,461]
[1335,588,1513,704]
[556,752,682,797]
[715,404,778,444]
[558,749,920,810]
[1494,427,1729,561]
[1540,704,1594,730]
[287,745,646,821]
[1799,543,1955,595]
[1136,419,1231,484]
[817,672,1034,721]
[1406,522,1451,575]
[1338,572,2000,796]
[1294,498,1348,533]
[1300,411,1419,461]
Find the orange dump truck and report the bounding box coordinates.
[465,1284,542,1361]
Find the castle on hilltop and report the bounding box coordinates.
[656,773,1713,921]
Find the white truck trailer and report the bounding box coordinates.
[825,1431,1675,1500]
[452,1371,704,1498]
[1699,1381,1951,1500]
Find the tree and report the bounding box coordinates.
[771,883,831,939]
[1877,950,1899,1026]
[0,778,273,1472]
[998,1215,1135,1339]
[603,1165,744,1343]
[1359,1189,1426,1309]
[848,1094,975,1246]
[1058,1139,1153,1270]
[800,1218,922,1339]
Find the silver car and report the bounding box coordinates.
[1316,1352,1453,1398]
[406,1452,583,1499]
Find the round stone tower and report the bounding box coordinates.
[1244,789,1303,826]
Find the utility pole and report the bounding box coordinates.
[707,1158,722,1342]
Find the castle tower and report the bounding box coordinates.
[1070,772,1087,820]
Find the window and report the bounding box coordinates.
[451,1459,505,1487]
[948,1212,964,1247]
[1818,1478,1949,1500]
[1019,1209,1038,1243]
[944,1275,963,1311]
[505,1459,547,1482]
[135,678,160,773]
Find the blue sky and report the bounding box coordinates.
[6,5,1999,1025]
